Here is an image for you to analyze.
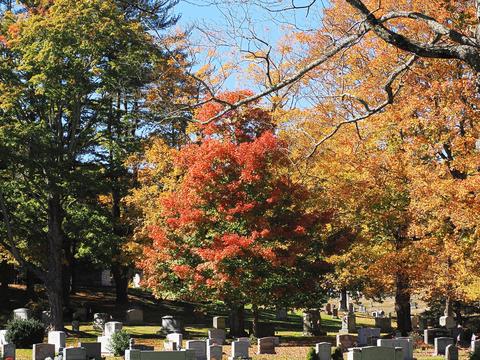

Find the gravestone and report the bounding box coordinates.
[133,274,141,288]
[104,322,123,337]
[166,333,183,349]
[257,337,275,354]
[125,350,195,360]
[236,338,250,345]
[411,315,419,329]
[48,331,66,353]
[12,309,29,321]
[348,303,355,314]
[440,316,456,330]
[303,310,322,336]
[212,317,226,330]
[332,307,339,319]
[0,343,15,360]
[186,340,207,360]
[340,314,356,333]
[72,321,80,332]
[79,342,101,360]
[63,347,86,360]
[126,309,144,325]
[445,344,458,360]
[41,311,51,326]
[208,329,226,345]
[162,316,183,334]
[207,345,222,360]
[336,334,357,352]
[377,337,413,360]
[228,341,250,360]
[100,270,112,286]
[0,331,7,345]
[93,313,110,332]
[325,304,332,315]
[275,308,288,320]
[357,328,381,346]
[315,342,331,360]
[434,337,454,356]
[73,308,88,322]
[33,344,55,360]
[255,322,275,338]
[472,339,480,353]
[374,317,392,332]
[347,346,403,360]
[424,328,450,345]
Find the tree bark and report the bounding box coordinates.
[252,305,259,337]
[228,303,247,337]
[395,272,412,336]
[111,262,129,304]
[46,193,65,330]
[25,269,37,301]
[340,288,348,312]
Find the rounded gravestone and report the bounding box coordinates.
[161,316,183,334]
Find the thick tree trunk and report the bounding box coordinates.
[395,272,412,336]
[25,269,37,300]
[339,288,348,312]
[228,303,247,337]
[111,262,129,304]
[46,193,65,330]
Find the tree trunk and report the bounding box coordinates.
[395,272,412,336]
[340,288,348,312]
[111,262,129,304]
[228,303,247,337]
[252,305,259,337]
[46,193,65,330]
[25,269,37,301]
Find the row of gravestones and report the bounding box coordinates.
[338,314,393,334]
[335,330,461,360]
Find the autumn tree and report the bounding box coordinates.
[130,91,330,336]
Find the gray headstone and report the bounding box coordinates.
[336,334,356,352]
[434,337,454,356]
[208,329,226,345]
[229,341,249,360]
[377,338,413,360]
[79,343,101,360]
[358,328,381,346]
[424,328,449,345]
[126,309,143,325]
[62,348,86,360]
[33,344,55,360]
[340,314,356,333]
[1,343,15,360]
[445,344,458,360]
[207,345,222,360]
[186,340,207,360]
[315,342,331,360]
[257,337,275,354]
[374,317,392,332]
[162,316,183,334]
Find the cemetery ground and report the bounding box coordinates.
[1,285,475,359]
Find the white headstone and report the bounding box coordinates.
[212,317,226,330]
[0,331,8,345]
[472,339,480,353]
[48,331,66,353]
[104,322,123,337]
[12,309,29,321]
[166,333,183,349]
[132,274,141,288]
[439,316,456,329]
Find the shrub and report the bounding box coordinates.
[332,347,343,360]
[305,347,316,360]
[109,330,131,356]
[5,318,45,348]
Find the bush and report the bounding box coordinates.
[332,347,343,360]
[5,318,45,348]
[305,347,316,360]
[109,330,130,356]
